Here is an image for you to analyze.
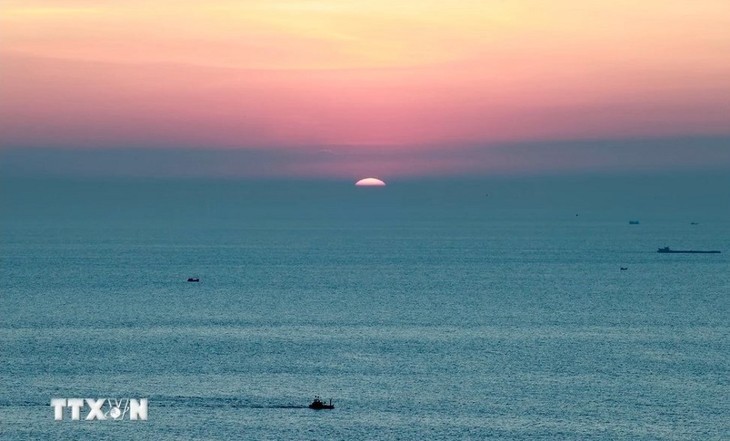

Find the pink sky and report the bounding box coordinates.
[2,1,730,177]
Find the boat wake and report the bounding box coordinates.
[153,396,307,409]
[0,396,308,410]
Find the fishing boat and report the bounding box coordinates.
[309,396,334,410]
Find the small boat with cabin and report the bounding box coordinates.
[309,396,334,410]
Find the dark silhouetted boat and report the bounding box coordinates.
[309,396,334,410]
[187,277,200,282]
[629,220,640,225]
[657,247,720,254]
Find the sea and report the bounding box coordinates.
[1,177,728,440]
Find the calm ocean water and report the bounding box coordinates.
[1,179,729,440]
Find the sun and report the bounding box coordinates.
[355,177,386,187]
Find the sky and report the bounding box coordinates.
[1,0,730,179]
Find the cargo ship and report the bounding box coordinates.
[657,247,720,254]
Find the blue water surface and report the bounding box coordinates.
[1,179,728,440]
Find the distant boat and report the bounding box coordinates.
[308,396,334,410]
[690,222,699,225]
[187,277,200,282]
[657,247,720,254]
[620,267,628,271]
[629,220,640,225]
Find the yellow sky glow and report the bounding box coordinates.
[4,0,729,70]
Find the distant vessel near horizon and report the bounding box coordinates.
[657,247,720,254]
[629,220,640,225]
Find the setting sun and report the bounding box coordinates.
[355,178,386,187]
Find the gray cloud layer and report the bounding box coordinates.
[1,136,729,179]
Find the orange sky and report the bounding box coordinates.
[2,0,730,176]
